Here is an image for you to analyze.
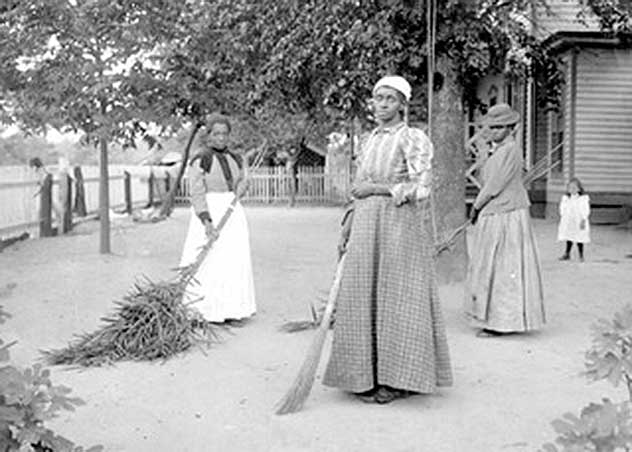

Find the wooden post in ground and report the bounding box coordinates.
[164,172,171,204]
[73,166,87,217]
[39,173,54,237]
[146,170,154,208]
[60,172,73,233]
[124,171,133,214]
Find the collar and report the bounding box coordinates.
[489,135,513,154]
[210,146,229,154]
[375,121,406,135]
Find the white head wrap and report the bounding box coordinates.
[372,75,412,102]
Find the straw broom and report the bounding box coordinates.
[274,252,347,415]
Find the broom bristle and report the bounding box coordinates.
[274,254,346,415]
[274,324,329,415]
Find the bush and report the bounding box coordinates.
[0,306,102,452]
[540,399,632,452]
[584,305,632,401]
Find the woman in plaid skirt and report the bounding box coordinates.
[322,76,453,404]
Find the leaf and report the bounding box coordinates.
[551,419,576,435]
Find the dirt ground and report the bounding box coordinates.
[1,206,632,452]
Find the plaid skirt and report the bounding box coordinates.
[465,208,545,332]
[322,196,453,393]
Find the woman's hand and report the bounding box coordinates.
[351,182,389,199]
[469,207,480,225]
[204,220,219,242]
[337,217,353,257]
[234,178,250,198]
[579,219,587,230]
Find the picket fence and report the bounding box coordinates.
[0,165,351,239]
[176,166,351,206]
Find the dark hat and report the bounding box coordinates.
[482,103,520,127]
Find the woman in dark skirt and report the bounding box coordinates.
[322,75,452,404]
[465,103,545,337]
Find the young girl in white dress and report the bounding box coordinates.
[558,178,590,262]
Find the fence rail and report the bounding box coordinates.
[1,164,351,240]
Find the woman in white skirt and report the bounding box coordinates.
[465,104,545,337]
[179,114,256,324]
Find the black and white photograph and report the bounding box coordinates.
[1,0,632,451]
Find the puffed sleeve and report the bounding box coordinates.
[389,128,433,205]
[559,195,568,217]
[580,194,591,219]
[188,158,211,223]
[353,133,373,184]
[473,142,523,211]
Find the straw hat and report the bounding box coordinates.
[372,75,412,102]
[482,103,520,127]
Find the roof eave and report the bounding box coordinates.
[543,31,632,53]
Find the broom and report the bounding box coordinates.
[274,252,347,415]
[177,142,267,284]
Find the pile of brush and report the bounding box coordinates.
[44,142,269,367]
[43,278,219,367]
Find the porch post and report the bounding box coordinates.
[569,49,578,180]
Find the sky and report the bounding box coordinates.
[1,124,81,144]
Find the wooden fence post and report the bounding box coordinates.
[39,173,53,237]
[164,172,171,196]
[60,172,73,233]
[146,170,154,208]
[124,171,133,214]
[287,164,296,207]
[73,166,87,217]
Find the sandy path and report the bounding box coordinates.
[1,206,632,452]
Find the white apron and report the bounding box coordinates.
[179,192,256,322]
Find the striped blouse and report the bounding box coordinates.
[355,122,434,205]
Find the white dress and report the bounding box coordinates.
[557,194,591,243]
[179,153,256,322]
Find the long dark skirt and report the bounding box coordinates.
[465,208,545,332]
[322,196,453,394]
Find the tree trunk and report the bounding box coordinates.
[431,56,467,283]
[158,123,202,218]
[99,138,111,254]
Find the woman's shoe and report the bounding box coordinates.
[374,386,407,404]
[476,329,504,338]
[355,387,378,404]
[559,254,570,261]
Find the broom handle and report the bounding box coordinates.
[319,253,347,330]
[180,142,268,283]
[434,219,471,257]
